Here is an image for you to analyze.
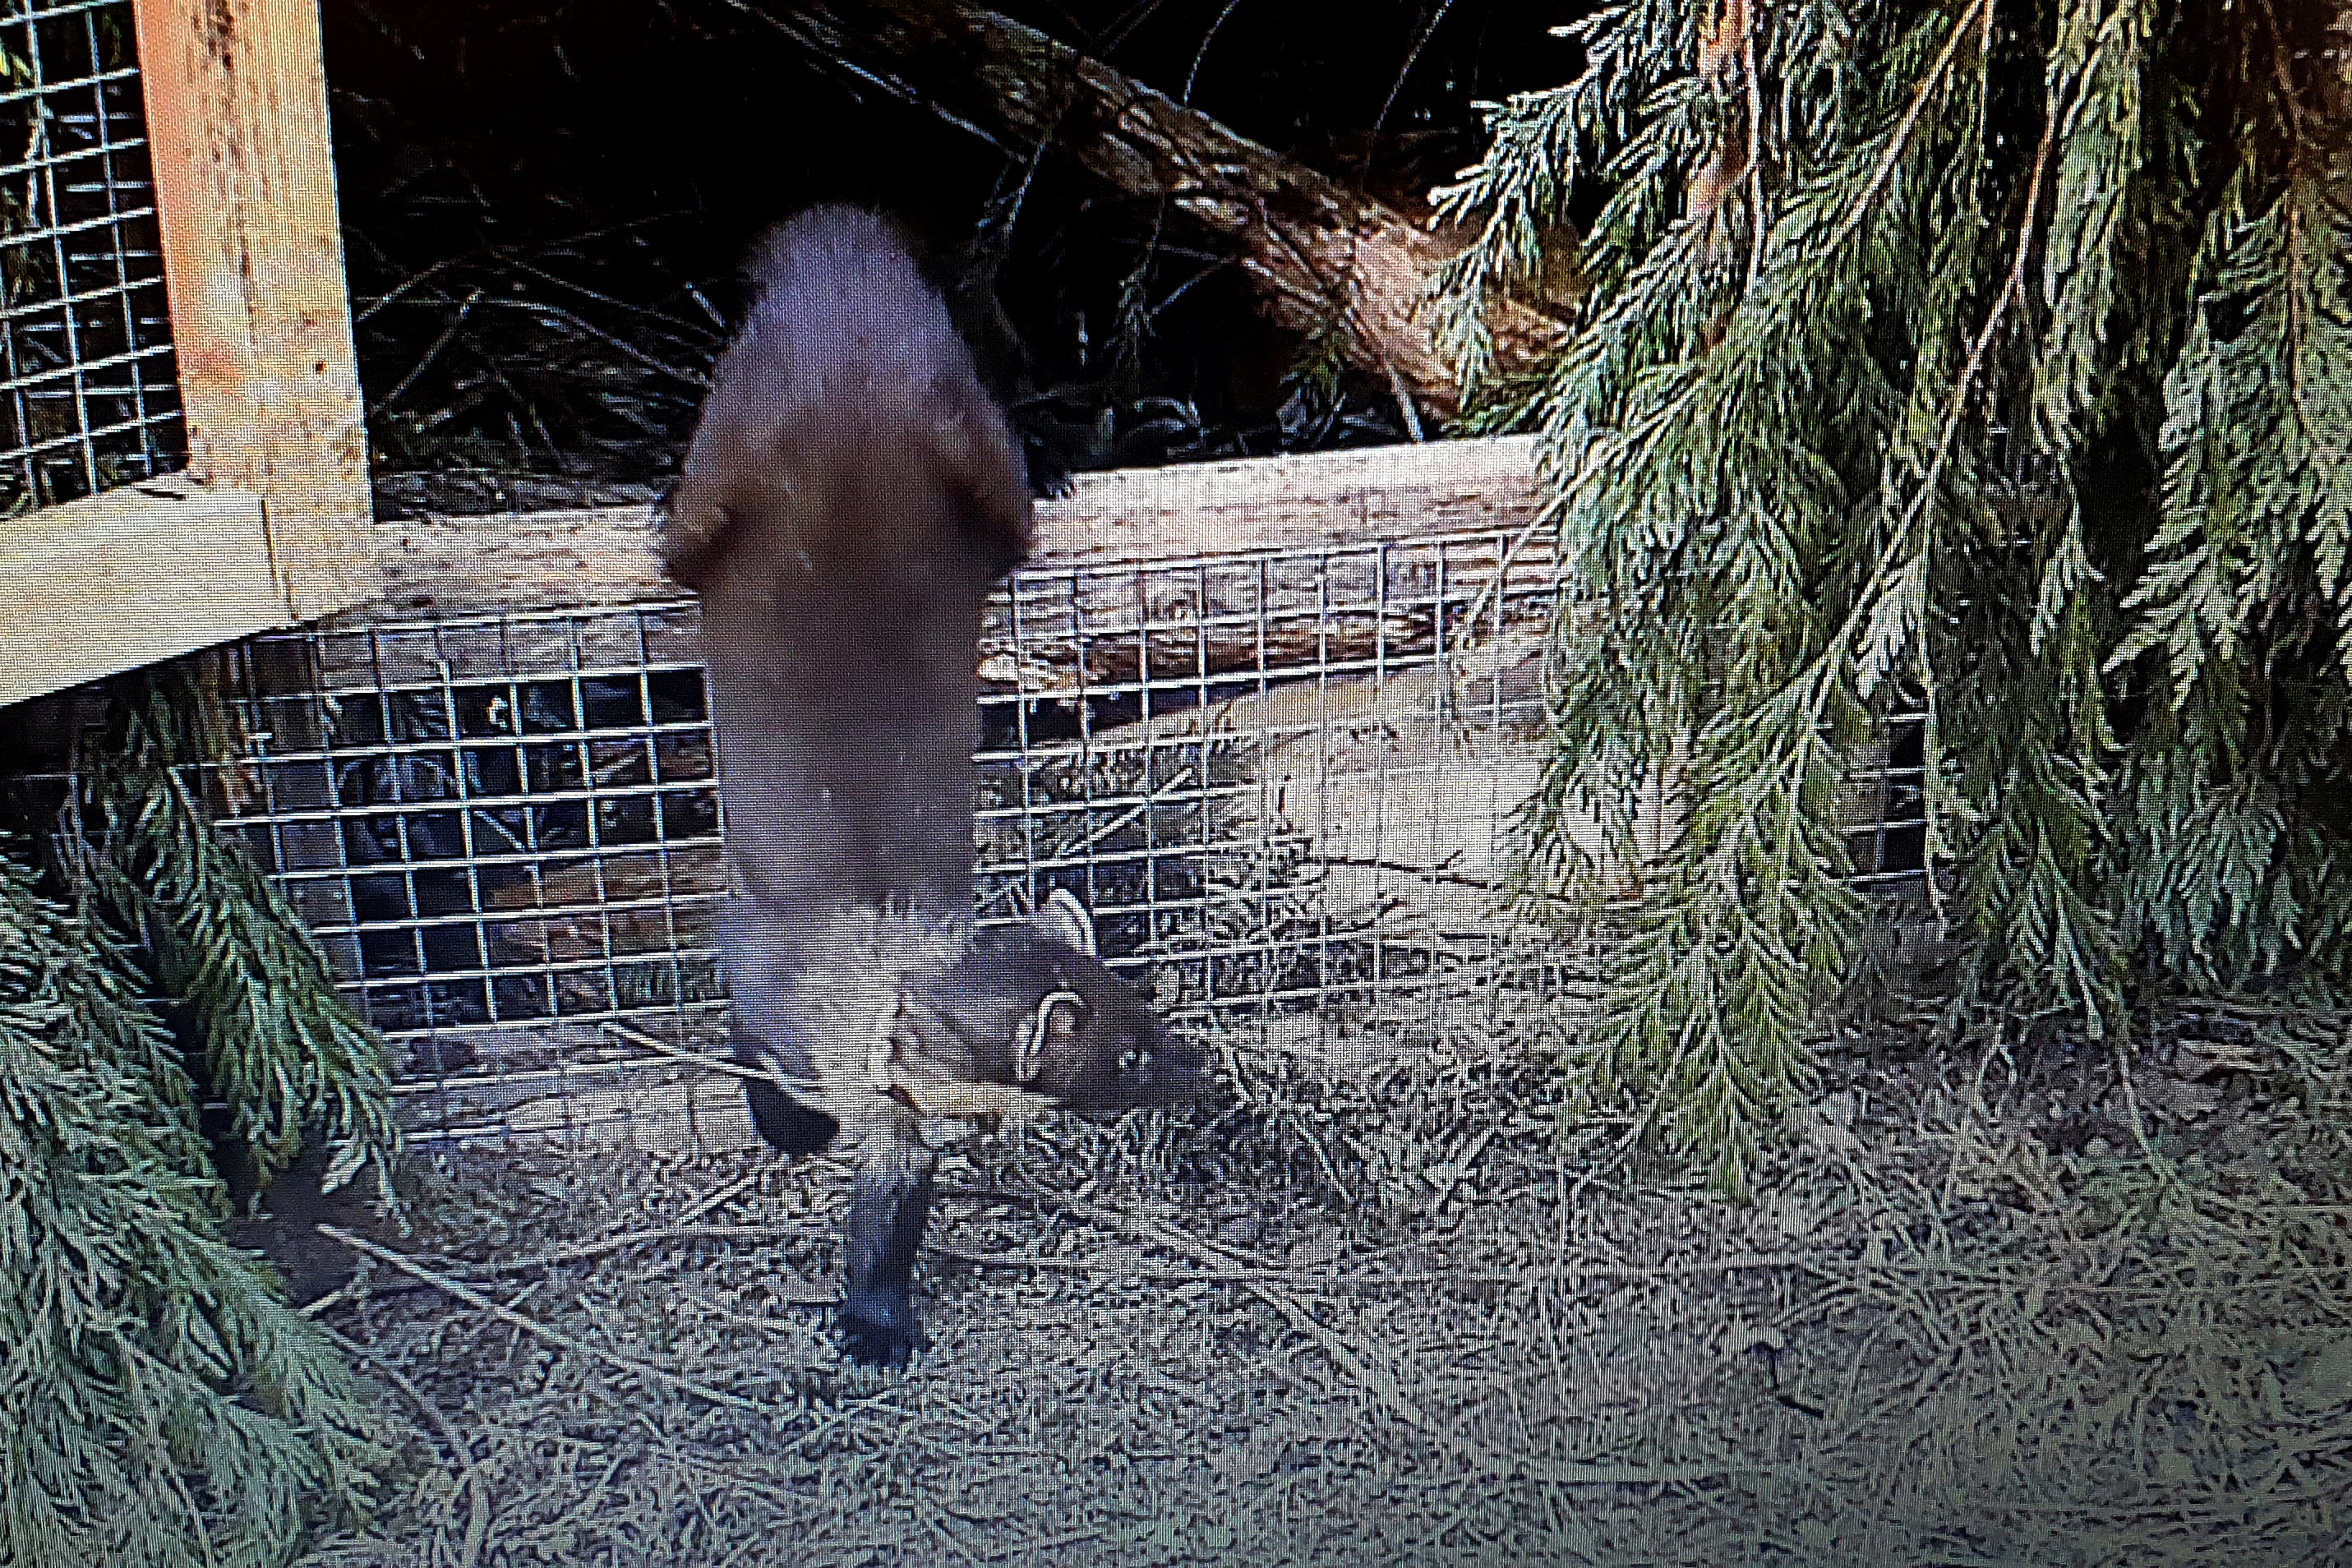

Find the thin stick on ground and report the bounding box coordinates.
[974,1183,1437,1432]
[322,1325,494,1568]
[317,1224,775,1414]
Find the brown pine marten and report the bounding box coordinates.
[661,205,1203,1367]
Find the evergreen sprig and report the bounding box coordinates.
[1433,0,2352,1191]
[1,662,404,1563]
[76,666,400,1206]
[0,846,386,1567]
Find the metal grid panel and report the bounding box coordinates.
[221,528,1928,1151]
[976,532,1568,1026]
[221,602,727,1146]
[0,0,183,515]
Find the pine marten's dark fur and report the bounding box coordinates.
[661,205,1203,1367]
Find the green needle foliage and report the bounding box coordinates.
[72,668,403,1206]
[1,664,400,1565]
[1431,0,2352,1192]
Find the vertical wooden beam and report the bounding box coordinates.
[130,0,377,623]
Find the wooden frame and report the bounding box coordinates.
[0,0,376,708]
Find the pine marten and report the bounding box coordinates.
[660,205,1203,1367]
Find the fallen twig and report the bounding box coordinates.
[317,1224,774,1414]
[322,1324,494,1568]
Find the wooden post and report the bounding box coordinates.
[129,0,376,622]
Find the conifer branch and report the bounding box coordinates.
[1439,0,2352,1178]
[0,838,390,1565]
[1826,0,1991,256]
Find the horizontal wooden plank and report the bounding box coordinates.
[370,505,677,618]
[358,436,1547,621]
[1032,434,1545,565]
[0,479,284,706]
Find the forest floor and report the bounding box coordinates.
[287,989,2352,1568]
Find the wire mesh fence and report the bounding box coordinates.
[0,0,183,517]
[201,523,1927,1153]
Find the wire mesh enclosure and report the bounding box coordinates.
[0,0,182,516]
[210,521,1928,1154]
[1,0,375,708]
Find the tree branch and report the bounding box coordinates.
[731,0,1570,421]
[1741,0,1769,295]
[1827,0,1994,256]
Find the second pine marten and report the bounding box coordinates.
[661,205,1204,1367]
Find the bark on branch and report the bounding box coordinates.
[731,0,1568,424]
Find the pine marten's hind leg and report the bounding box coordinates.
[718,899,842,1158]
[837,1123,938,1367]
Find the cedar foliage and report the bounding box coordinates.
[0,666,400,1566]
[1430,0,2352,1192]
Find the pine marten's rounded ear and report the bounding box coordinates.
[1035,888,1098,957]
[1012,989,1086,1084]
[654,495,737,593]
[931,409,1034,580]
